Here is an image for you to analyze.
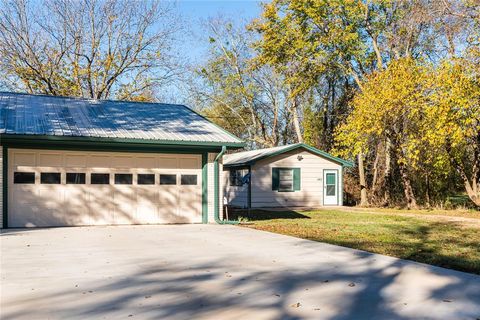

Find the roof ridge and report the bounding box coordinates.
[0,91,187,108]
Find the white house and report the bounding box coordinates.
[223,144,353,208]
[0,92,244,228]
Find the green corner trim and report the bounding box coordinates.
[2,146,8,228]
[202,152,208,224]
[247,165,252,209]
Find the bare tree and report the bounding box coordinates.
[0,0,181,100]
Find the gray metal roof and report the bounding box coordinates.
[0,92,243,146]
[224,143,354,167]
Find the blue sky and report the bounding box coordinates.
[176,0,262,64]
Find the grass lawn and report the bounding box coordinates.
[234,207,480,275]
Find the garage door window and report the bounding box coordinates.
[14,172,35,184]
[115,173,133,185]
[160,174,176,185]
[41,172,61,184]
[66,173,86,184]
[138,174,155,185]
[91,173,110,184]
[181,174,197,185]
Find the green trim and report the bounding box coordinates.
[323,169,340,206]
[272,168,279,190]
[214,147,238,224]
[0,134,245,149]
[2,146,7,228]
[293,168,301,191]
[224,143,353,168]
[272,167,300,192]
[247,165,252,209]
[202,153,208,224]
[340,166,344,206]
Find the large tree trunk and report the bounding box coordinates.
[398,163,418,209]
[358,153,368,206]
[291,97,303,143]
[459,169,480,207]
[383,137,392,206]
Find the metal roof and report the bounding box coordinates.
[0,92,243,146]
[223,143,354,167]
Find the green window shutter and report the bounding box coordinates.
[293,168,301,191]
[272,168,279,190]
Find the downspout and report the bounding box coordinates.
[214,146,239,224]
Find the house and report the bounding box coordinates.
[0,92,244,228]
[223,143,353,208]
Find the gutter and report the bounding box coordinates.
[214,146,239,224]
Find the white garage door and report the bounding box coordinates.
[8,149,202,227]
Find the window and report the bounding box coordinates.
[66,173,86,184]
[91,173,110,184]
[160,174,176,185]
[14,172,35,184]
[325,173,336,196]
[115,173,133,185]
[272,168,300,192]
[181,174,197,185]
[40,172,61,184]
[278,169,294,192]
[229,168,248,186]
[138,174,155,185]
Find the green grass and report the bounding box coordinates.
[236,208,480,274]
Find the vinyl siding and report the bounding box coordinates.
[223,169,249,208]
[250,150,342,208]
[207,153,223,223]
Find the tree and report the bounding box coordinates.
[427,60,480,206]
[335,58,432,208]
[187,18,300,148]
[0,0,180,100]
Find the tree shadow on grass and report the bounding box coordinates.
[228,208,311,221]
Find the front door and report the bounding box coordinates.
[323,170,338,205]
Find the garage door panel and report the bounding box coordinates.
[88,155,111,168]
[88,187,114,225]
[136,188,158,223]
[13,152,36,166]
[65,154,87,167]
[65,186,91,225]
[158,157,177,169]
[113,187,137,224]
[38,153,63,167]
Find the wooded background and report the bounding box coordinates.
[1,0,479,208]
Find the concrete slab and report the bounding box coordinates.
[1,225,479,320]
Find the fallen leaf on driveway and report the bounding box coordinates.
[290,302,301,308]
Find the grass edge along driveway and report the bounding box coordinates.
[238,207,480,275]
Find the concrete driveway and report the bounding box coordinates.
[1,225,479,320]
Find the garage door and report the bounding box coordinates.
[8,149,203,227]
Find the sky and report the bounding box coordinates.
[175,0,262,64]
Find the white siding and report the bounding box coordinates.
[223,168,249,208]
[0,147,3,228]
[207,152,224,223]
[250,150,342,208]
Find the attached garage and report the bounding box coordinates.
[0,92,244,228]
